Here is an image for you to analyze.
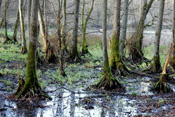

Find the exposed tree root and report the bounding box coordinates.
[111,61,130,76]
[154,44,173,93]
[170,55,175,69]
[95,76,124,91]
[154,74,172,93]
[14,80,52,100]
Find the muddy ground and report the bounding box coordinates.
[0,56,175,117]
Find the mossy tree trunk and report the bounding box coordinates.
[154,44,173,93]
[120,0,129,57]
[170,0,175,68]
[129,0,154,64]
[3,0,11,43]
[0,0,10,31]
[14,0,51,100]
[61,0,69,54]
[38,1,53,63]
[27,0,31,48]
[129,0,147,63]
[19,0,27,54]
[109,0,128,75]
[149,0,165,73]
[96,0,123,90]
[12,11,19,43]
[70,0,80,60]
[81,0,94,55]
[57,0,66,77]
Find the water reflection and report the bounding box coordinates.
[0,80,156,117]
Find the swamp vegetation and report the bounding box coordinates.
[0,0,175,116]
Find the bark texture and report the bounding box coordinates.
[150,0,165,72]
[57,0,66,77]
[109,0,128,75]
[19,0,27,54]
[96,0,123,90]
[81,0,94,55]
[120,0,129,57]
[70,0,80,60]
[14,0,51,100]
[170,0,175,68]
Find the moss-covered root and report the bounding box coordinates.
[21,46,27,54]
[15,84,52,100]
[111,61,130,76]
[14,77,25,95]
[81,42,91,56]
[143,56,162,73]
[170,55,175,68]
[130,48,143,64]
[96,76,124,91]
[154,74,172,93]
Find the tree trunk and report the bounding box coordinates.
[0,0,11,30]
[120,0,129,57]
[129,0,147,63]
[38,5,46,51]
[150,0,165,72]
[61,0,68,54]
[129,0,154,64]
[3,0,10,43]
[109,0,129,75]
[170,0,175,68]
[70,0,80,60]
[19,0,27,54]
[81,0,94,55]
[154,44,173,93]
[14,0,51,100]
[96,0,123,90]
[12,11,20,43]
[57,0,66,77]
[27,0,31,48]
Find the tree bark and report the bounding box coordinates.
[27,0,31,47]
[109,0,129,75]
[81,0,94,55]
[120,0,129,57]
[96,0,123,90]
[3,0,10,43]
[129,0,147,63]
[19,0,27,54]
[154,44,173,93]
[70,0,80,60]
[15,0,51,100]
[57,0,66,77]
[129,0,154,64]
[61,0,68,54]
[170,0,175,67]
[0,0,11,30]
[151,0,165,72]
[12,11,20,43]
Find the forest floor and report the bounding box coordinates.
[0,41,175,117]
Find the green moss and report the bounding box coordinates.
[152,55,161,72]
[109,32,121,70]
[25,42,40,88]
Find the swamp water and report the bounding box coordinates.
[0,77,166,117]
